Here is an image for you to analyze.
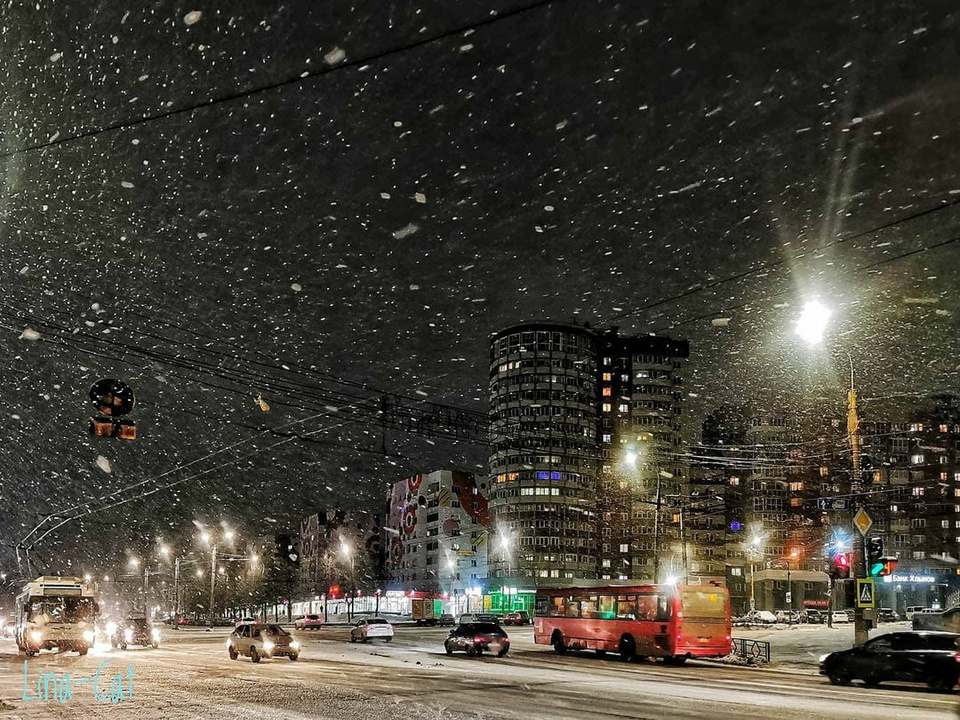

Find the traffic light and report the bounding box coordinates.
[866,536,884,576]
[829,552,851,579]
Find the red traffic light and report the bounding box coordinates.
[829,553,851,579]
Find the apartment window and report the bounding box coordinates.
[913,487,924,497]
[731,567,742,577]
[602,403,612,413]
[618,403,629,413]
[943,520,951,529]
[602,433,612,443]
[619,543,629,553]
[603,357,611,366]
[729,477,739,486]
[910,423,924,432]
[911,454,924,465]
[820,466,829,477]
[602,386,612,397]
[601,559,611,568]
[788,482,803,491]
[913,551,926,560]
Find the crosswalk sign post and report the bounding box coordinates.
[856,578,875,609]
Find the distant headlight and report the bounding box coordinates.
[290,641,300,649]
[106,622,118,636]
[124,628,134,642]
[151,628,161,640]
[262,640,275,652]
[83,630,95,643]
[29,630,42,643]
[818,654,830,663]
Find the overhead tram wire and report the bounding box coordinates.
[605,196,960,328]
[0,0,563,161]
[651,234,960,333]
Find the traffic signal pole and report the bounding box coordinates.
[847,362,870,646]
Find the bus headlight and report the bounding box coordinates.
[83,630,95,643]
[124,628,134,643]
[29,630,42,644]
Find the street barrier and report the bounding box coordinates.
[731,637,771,663]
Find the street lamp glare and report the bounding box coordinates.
[224,529,235,542]
[128,557,139,568]
[623,449,638,467]
[795,300,831,345]
[200,532,211,545]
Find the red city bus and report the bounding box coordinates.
[534,584,731,664]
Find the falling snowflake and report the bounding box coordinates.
[414,192,427,204]
[19,328,41,341]
[392,223,419,239]
[324,47,346,66]
[183,11,202,25]
[291,283,302,292]
[96,456,112,474]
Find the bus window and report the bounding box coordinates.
[564,599,580,618]
[580,596,599,618]
[681,590,726,618]
[598,595,616,618]
[657,594,672,622]
[636,594,658,620]
[615,596,637,620]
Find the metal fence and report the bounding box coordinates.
[731,637,771,663]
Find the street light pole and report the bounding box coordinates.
[173,558,181,629]
[208,543,217,630]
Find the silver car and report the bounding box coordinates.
[350,617,394,643]
[228,624,300,662]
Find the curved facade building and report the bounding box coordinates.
[488,323,599,586]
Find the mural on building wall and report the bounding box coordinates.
[387,473,425,574]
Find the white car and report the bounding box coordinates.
[235,617,257,627]
[350,617,394,643]
[831,611,850,623]
[294,614,323,630]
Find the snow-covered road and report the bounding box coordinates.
[0,625,954,718]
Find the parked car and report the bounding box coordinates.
[820,631,960,690]
[802,609,826,624]
[831,611,851,624]
[877,608,899,623]
[109,618,160,649]
[1,617,15,638]
[504,611,530,626]
[350,617,394,643]
[774,610,801,624]
[294,614,323,630]
[228,624,299,662]
[444,622,510,657]
[475,613,504,625]
[437,614,456,627]
[738,610,777,625]
[905,605,928,621]
[458,614,475,625]
[235,617,257,627]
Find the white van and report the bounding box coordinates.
[905,606,928,620]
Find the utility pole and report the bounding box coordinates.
[679,504,687,584]
[143,566,149,618]
[173,558,180,630]
[652,474,662,584]
[208,544,217,629]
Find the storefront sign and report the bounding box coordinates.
[882,573,936,584]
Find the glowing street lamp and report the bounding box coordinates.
[623,448,639,468]
[794,300,831,345]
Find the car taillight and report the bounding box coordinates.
[954,653,960,663]
[474,636,485,644]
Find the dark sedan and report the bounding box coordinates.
[444,622,510,657]
[819,631,960,691]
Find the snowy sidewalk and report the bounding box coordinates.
[733,621,911,668]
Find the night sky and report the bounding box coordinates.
[0,1,958,576]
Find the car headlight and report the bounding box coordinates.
[83,630,95,643]
[106,621,118,636]
[262,640,275,652]
[29,630,42,643]
[151,628,161,640]
[124,628,134,642]
[290,640,300,649]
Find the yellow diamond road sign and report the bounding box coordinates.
[853,507,873,536]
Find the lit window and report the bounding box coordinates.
[910,423,924,432]
[911,454,924,465]
[618,403,629,413]
[602,403,611,413]
[819,466,829,477]
[602,433,612,443]
[602,373,612,381]
[913,487,925,496]
[602,387,612,397]
[729,477,740,486]
[603,357,611,366]
[941,424,949,433]
[619,544,629,553]
[601,559,611,568]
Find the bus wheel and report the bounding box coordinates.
[618,636,636,662]
[595,650,606,657]
[551,632,566,655]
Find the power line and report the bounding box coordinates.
[0,0,562,161]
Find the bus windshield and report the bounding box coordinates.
[681,590,726,618]
[27,596,96,623]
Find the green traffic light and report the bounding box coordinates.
[868,562,884,576]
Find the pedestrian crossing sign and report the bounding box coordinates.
[856,578,875,608]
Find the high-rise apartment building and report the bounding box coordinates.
[487,322,689,594]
